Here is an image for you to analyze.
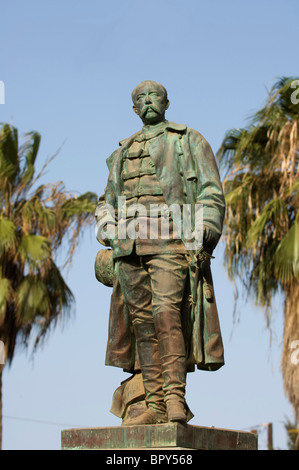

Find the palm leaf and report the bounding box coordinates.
[246,198,287,248]
[0,124,19,184]
[19,131,41,185]
[0,216,16,253]
[274,219,299,283]
[17,233,50,269]
[16,276,50,321]
[0,277,12,320]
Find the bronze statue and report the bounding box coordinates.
[95,80,225,426]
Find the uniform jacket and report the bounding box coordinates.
[99,121,225,372]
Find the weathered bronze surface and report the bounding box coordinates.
[61,423,258,450]
[95,81,226,426]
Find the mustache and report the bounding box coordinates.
[141,104,161,117]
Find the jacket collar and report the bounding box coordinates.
[136,120,168,142]
[119,121,187,146]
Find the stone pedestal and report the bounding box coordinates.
[61,423,258,450]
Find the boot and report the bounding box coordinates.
[162,355,187,423]
[122,363,167,426]
[154,311,188,423]
[123,405,167,426]
[166,398,187,423]
[124,318,167,425]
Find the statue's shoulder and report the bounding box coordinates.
[165,122,204,141]
[165,121,187,133]
[118,130,141,147]
[166,124,212,160]
[106,131,141,169]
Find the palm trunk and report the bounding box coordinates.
[0,364,3,450]
[282,280,299,449]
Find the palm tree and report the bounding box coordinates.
[284,417,299,450]
[0,123,97,448]
[217,77,299,449]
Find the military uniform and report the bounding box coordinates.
[96,119,225,424]
[114,120,186,257]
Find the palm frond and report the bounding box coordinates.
[0,216,16,253]
[0,277,12,320]
[18,131,41,186]
[246,198,287,248]
[17,234,50,270]
[0,124,19,185]
[16,276,50,322]
[274,219,299,283]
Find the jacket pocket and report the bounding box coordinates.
[185,170,197,182]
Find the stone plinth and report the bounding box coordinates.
[61,423,258,450]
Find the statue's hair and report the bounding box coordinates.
[131,80,168,104]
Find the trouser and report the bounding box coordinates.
[118,251,189,415]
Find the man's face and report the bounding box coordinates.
[132,82,169,125]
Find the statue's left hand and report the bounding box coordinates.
[202,226,219,252]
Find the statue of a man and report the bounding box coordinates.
[95,80,225,426]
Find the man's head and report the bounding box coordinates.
[131,80,170,125]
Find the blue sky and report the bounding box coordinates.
[1,0,298,450]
